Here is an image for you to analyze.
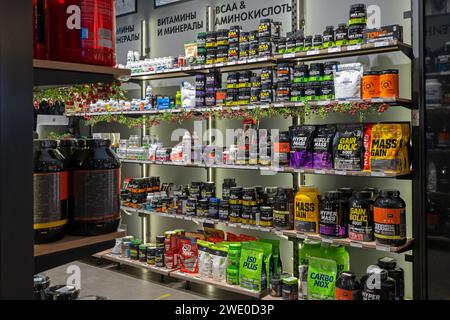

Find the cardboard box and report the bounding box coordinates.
[364,25,403,43]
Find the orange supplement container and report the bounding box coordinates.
[362,71,380,99]
[380,70,399,99]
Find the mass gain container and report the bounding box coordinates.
[34,140,69,244]
[319,191,347,238]
[294,186,320,233]
[374,190,406,246]
[69,139,121,236]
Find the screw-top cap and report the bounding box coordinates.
[338,188,354,198]
[326,191,342,200]
[378,257,397,269]
[380,189,401,198]
[351,3,367,10]
[338,23,348,28]
[34,139,57,149]
[58,139,77,148]
[339,271,357,280]
[85,139,111,148]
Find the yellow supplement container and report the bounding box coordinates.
[294,186,320,233]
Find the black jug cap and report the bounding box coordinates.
[58,139,77,147]
[86,139,110,148]
[34,139,57,149]
[378,257,397,269]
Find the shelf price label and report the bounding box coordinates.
[376,245,392,252]
[296,233,307,239]
[228,223,237,228]
[283,53,296,59]
[215,63,224,67]
[307,50,320,56]
[328,47,342,53]
[350,241,364,248]
[247,58,257,63]
[322,237,334,244]
[347,44,362,51]
[374,41,390,48]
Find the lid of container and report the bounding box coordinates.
[58,139,77,147]
[350,3,367,10]
[266,186,278,193]
[299,185,319,193]
[326,191,342,200]
[227,265,239,273]
[209,197,220,204]
[199,199,209,204]
[303,239,321,247]
[229,243,242,250]
[34,139,58,149]
[220,200,229,206]
[230,25,241,30]
[380,189,401,198]
[86,139,111,148]
[314,34,323,39]
[325,25,335,30]
[378,257,397,269]
[139,244,147,250]
[338,23,348,28]
[339,271,357,280]
[282,277,298,285]
[46,285,80,300]
[381,69,399,74]
[260,18,273,23]
[324,61,340,67]
[76,139,86,148]
[364,71,381,76]
[338,188,354,198]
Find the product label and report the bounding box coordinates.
[34,171,69,229]
[336,288,360,300]
[374,207,406,240]
[349,204,374,241]
[295,198,318,233]
[72,168,120,222]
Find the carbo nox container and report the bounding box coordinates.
[34,140,69,244]
[70,139,121,236]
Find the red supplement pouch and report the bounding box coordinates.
[179,237,199,274]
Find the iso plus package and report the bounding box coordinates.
[313,125,337,170]
[333,124,364,171]
[368,123,411,173]
[289,125,316,169]
[333,63,363,100]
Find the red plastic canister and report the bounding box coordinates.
[45,0,116,66]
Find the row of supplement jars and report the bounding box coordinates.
[33,138,121,244]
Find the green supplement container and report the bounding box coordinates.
[323,245,350,275]
[228,243,242,267]
[282,277,299,300]
[227,265,239,285]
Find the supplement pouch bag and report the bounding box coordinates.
[239,244,265,292]
[290,125,316,169]
[181,81,196,109]
[198,240,212,278]
[246,242,273,289]
[369,123,410,173]
[333,124,364,171]
[179,237,199,274]
[307,257,337,300]
[259,239,282,275]
[333,63,363,100]
[323,245,350,276]
[313,125,337,169]
[210,245,228,282]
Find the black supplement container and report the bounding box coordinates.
[33,140,69,244]
[69,139,121,236]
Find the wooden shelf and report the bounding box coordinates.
[34,230,126,273]
[34,59,131,86]
[282,230,414,253]
[65,98,413,118]
[34,230,126,257]
[94,250,176,276]
[170,270,268,299]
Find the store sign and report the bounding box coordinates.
[214,0,292,27]
[156,11,204,37]
[117,23,140,44]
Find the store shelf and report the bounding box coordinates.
[94,250,177,276]
[34,59,131,86]
[130,41,411,82]
[426,71,450,77]
[170,270,268,299]
[34,230,126,273]
[131,57,276,81]
[120,159,411,179]
[283,230,414,253]
[65,98,413,118]
[275,40,413,62]
[121,207,280,235]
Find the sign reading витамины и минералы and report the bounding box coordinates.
[156,0,292,37]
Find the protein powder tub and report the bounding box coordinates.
[276,37,287,54]
[286,32,297,53]
[260,84,274,103]
[361,265,396,300]
[294,64,309,83]
[348,24,365,45]
[197,199,209,218]
[323,61,339,81]
[319,191,347,238]
[312,35,323,49]
[323,26,335,48]
[205,32,216,48]
[320,81,335,100]
[34,140,68,244]
[216,29,229,46]
[348,191,374,242]
[377,257,405,300]
[228,26,241,44]
[309,63,324,82]
[335,23,348,46]
[216,45,228,63]
[238,71,252,88]
[349,3,367,25]
[374,190,406,247]
[273,131,290,166]
[261,67,274,85]
[249,43,259,58]
[186,197,197,216]
[291,83,306,102]
[273,188,291,230]
[219,200,230,221]
[304,36,313,51]
[259,206,273,227]
[258,18,274,38]
[294,186,320,233]
[228,43,239,62]
[222,178,236,200]
[277,63,293,82]
[229,187,243,223]
[276,82,291,102]
[258,37,273,56]
[335,271,362,300]
[242,187,257,225]
[295,35,305,52]
[238,88,251,105]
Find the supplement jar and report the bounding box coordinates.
[380,70,400,99]
[282,277,299,300]
[258,37,273,56]
[309,63,324,82]
[242,187,257,225]
[320,81,335,100]
[294,64,309,83]
[323,26,335,48]
[57,139,77,161]
[219,200,230,221]
[228,26,241,44]
[323,61,339,81]
[291,83,306,102]
[258,18,274,38]
[273,131,290,166]
[335,271,362,300]
[277,63,293,82]
[374,190,406,246]
[348,191,374,242]
[270,274,282,297]
[348,24,365,45]
[377,257,404,300]
[216,29,229,46]
[304,36,313,51]
[276,82,291,102]
[273,188,291,230]
[335,24,348,46]
[312,35,323,49]
[361,266,395,300]
[349,3,367,25]
[276,37,287,54]
[229,187,243,223]
[260,84,274,103]
[228,43,239,61]
[294,186,320,233]
[208,198,220,219]
[319,191,347,238]
[362,71,381,99]
[34,140,68,244]
[260,67,274,85]
[197,199,209,218]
